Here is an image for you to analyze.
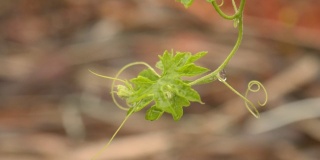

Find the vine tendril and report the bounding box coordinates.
[90,0,267,159]
[217,0,224,7]
[91,109,134,160]
[245,80,268,107]
[89,62,159,111]
[217,74,268,118]
[232,0,238,12]
[88,70,126,83]
[111,62,159,111]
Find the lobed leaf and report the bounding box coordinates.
[118,50,208,121]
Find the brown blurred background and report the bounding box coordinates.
[0,0,319,160]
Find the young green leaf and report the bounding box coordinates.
[90,2,269,159]
[186,51,208,64]
[116,50,208,121]
[176,0,194,8]
[178,63,209,76]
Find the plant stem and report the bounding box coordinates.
[211,0,245,19]
[189,0,245,86]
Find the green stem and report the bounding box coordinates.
[190,14,244,86]
[211,0,245,20]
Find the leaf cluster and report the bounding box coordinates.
[117,50,209,121]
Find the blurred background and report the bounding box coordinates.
[0,0,319,160]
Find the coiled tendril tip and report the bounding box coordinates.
[217,73,268,118]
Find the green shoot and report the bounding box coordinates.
[90,0,268,159]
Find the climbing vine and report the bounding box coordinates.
[90,0,267,159]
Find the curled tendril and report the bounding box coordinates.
[110,62,159,111]
[217,74,268,118]
[89,62,160,111]
[245,80,268,107]
[89,63,159,160]
[217,0,224,7]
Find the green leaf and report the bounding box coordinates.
[116,85,132,99]
[186,51,208,64]
[131,96,153,112]
[138,69,159,81]
[178,63,209,76]
[173,52,191,67]
[130,76,154,89]
[170,95,190,120]
[146,106,164,121]
[170,79,202,103]
[176,0,195,8]
[119,50,208,121]
[159,50,173,73]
